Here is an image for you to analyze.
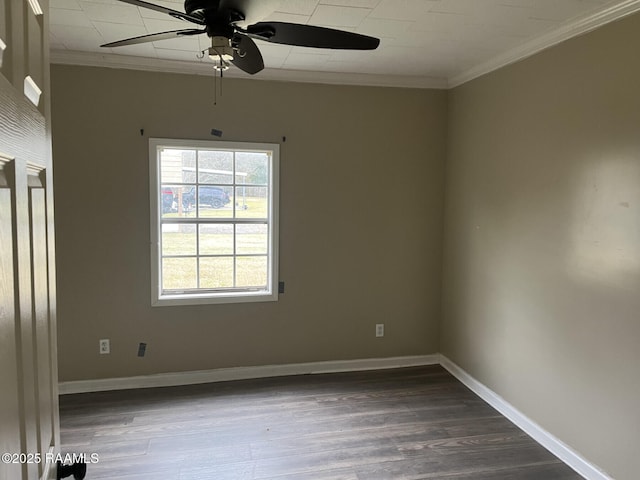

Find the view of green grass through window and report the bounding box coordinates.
[151,139,279,305]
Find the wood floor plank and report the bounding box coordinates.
[59,366,581,479]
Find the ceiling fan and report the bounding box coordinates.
[101,0,381,75]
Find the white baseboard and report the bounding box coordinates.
[439,355,613,480]
[58,353,612,480]
[58,354,440,395]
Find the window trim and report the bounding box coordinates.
[149,138,279,306]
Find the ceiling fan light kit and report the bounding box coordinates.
[100,0,380,76]
[208,37,234,71]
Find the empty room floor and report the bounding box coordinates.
[59,365,581,479]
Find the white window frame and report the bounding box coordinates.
[149,138,279,306]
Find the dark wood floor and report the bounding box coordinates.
[59,365,581,479]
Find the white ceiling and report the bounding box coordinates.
[49,0,640,88]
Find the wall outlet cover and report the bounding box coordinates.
[99,339,110,354]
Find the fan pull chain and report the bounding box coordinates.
[213,68,220,105]
[212,54,226,106]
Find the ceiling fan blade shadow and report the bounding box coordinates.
[101,29,205,48]
[246,22,380,50]
[231,34,264,74]
[114,0,205,25]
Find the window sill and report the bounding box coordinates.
[152,290,278,307]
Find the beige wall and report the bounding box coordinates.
[442,13,640,480]
[51,65,446,382]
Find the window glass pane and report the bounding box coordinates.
[160,149,196,184]
[236,256,268,287]
[236,152,268,185]
[198,185,233,218]
[199,224,233,255]
[160,185,177,217]
[235,186,267,218]
[236,224,268,254]
[162,257,196,290]
[161,185,196,218]
[200,257,233,288]
[174,186,197,217]
[198,150,233,184]
[162,224,196,255]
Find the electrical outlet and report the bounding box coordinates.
[376,324,384,337]
[99,339,110,354]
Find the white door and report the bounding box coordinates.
[0,0,60,478]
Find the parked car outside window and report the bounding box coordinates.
[182,186,231,209]
[161,186,230,212]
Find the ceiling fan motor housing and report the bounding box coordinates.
[183,0,217,16]
[184,0,244,38]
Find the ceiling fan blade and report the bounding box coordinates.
[101,29,205,48]
[231,34,264,75]
[113,0,205,25]
[245,22,380,50]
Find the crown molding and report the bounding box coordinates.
[50,50,448,89]
[252,66,448,89]
[449,0,640,88]
[51,50,217,76]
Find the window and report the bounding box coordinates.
[150,138,279,306]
